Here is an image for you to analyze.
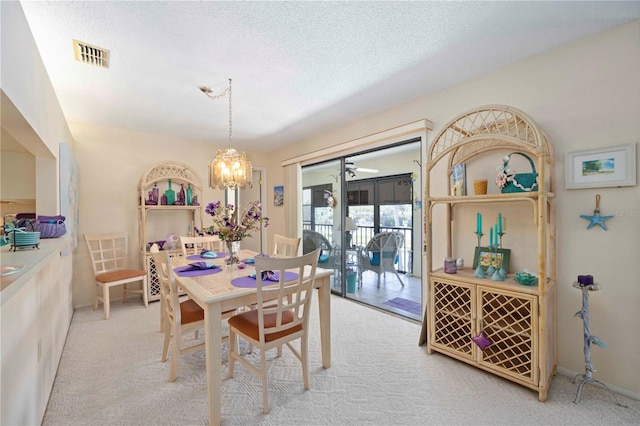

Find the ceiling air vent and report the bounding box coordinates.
[72,39,109,68]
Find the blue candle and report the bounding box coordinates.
[498,213,503,234]
[490,227,494,247]
[477,213,482,234]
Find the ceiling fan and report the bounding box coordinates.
[345,161,378,177]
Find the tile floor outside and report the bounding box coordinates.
[331,270,423,322]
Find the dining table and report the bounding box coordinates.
[171,249,333,426]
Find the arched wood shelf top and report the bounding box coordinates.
[427,105,552,171]
[138,161,202,192]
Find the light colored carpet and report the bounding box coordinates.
[44,296,639,425]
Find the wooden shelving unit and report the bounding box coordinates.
[419,105,556,401]
[138,161,203,301]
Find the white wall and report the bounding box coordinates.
[269,21,640,396]
[0,3,76,423]
[0,151,35,200]
[1,1,74,214]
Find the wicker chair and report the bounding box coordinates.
[302,229,333,266]
[358,232,405,288]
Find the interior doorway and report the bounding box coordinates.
[302,141,422,321]
[231,168,267,254]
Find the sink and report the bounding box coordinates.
[0,265,26,277]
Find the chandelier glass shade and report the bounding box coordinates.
[205,78,253,190]
[209,147,252,190]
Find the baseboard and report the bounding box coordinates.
[556,366,640,401]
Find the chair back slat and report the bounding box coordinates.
[179,235,223,257]
[254,249,319,341]
[84,232,130,274]
[273,234,301,257]
[151,251,181,327]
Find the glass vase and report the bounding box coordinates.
[226,241,241,265]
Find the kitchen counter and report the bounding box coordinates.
[0,236,71,300]
[0,235,73,425]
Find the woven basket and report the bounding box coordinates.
[501,152,538,193]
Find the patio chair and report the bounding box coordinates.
[302,229,333,265]
[358,231,405,288]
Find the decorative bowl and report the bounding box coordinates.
[514,272,538,286]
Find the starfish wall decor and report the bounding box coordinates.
[579,194,613,230]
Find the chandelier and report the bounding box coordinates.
[201,78,252,190]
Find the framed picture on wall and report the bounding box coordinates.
[565,143,636,189]
[273,186,284,206]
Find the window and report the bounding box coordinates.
[302,184,333,230]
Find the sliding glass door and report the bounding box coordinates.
[301,141,423,319]
[301,159,345,293]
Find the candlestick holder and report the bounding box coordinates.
[498,231,506,249]
[491,258,507,281]
[485,244,497,276]
[572,282,626,407]
[475,231,484,248]
[474,264,486,278]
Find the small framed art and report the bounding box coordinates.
[565,143,636,189]
[473,247,511,273]
[273,186,284,206]
[452,163,467,196]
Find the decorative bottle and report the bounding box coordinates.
[186,184,193,206]
[151,183,159,204]
[178,183,186,205]
[165,179,175,206]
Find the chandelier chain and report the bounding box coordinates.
[228,79,232,149]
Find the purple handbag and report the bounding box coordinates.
[35,215,66,238]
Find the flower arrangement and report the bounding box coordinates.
[495,155,516,189]
[197,200,269,243]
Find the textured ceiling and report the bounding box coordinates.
[19,1,640,152]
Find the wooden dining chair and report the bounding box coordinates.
[179,234,223,258]
[84,232,149,320]
[227,249,320,414]
[273,234,300,257]
[151,250,235,382]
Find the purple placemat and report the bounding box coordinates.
[186,252,227,261]
[231,271,299,288]
[174,265,222,277]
